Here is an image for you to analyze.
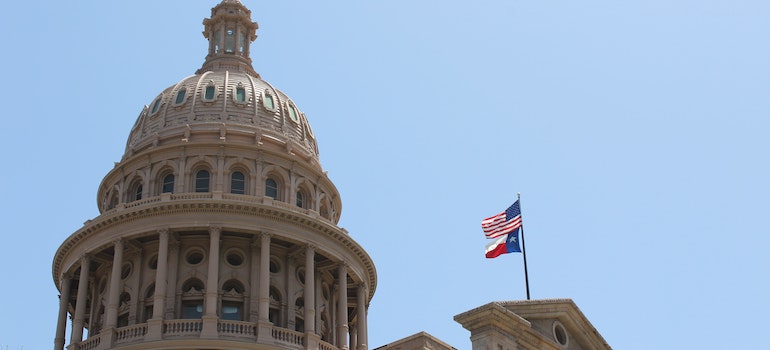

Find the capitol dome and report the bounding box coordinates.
[53,2,375,350]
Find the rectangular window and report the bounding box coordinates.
[236,87,246,102]
[205,86,215,100]
[222,302,242,321]
[182,302,203,319]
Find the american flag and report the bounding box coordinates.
[481,200,522,239]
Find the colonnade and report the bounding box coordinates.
[53,227,369,350]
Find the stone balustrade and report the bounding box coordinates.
[66,320,337,349]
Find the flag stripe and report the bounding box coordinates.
[484,216,522,238]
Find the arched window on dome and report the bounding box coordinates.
[296,191,305,208]
[175,88,187,105]
[269,286,282,326]
[204,85,216,101]
[287,103,300,124]
[195,170,210,193]
[142,283,155,323]
[128,179,143,202]
[262,90,275,111]
[161,174,175,194]
[221,280,245,321]
[151,97,162,114]
[265,178,279,200]
[230,171,246,194]
[181,278,205,319]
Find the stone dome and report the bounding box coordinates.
[124,0,320,168]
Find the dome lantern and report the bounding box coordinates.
[198,0,259,76]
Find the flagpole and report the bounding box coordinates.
[518,192,531,300]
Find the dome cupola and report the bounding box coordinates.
[198,0,259,76]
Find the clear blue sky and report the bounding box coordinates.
[1,1,769,349]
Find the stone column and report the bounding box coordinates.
[304,245,316,333]
[201,226,222,338]
[147,229,169,340]
[337,263,348,350]
[249,239,259,322]
[164,237,180,319]
[356,284,368,350]
[205,226,221,316]
[54,277,72,350]
[257,232,272,341]
[152,229,169,318]
[258,233,271,321]
[349,325,357,350]
[71,255,90,343]
[104,240,125,329]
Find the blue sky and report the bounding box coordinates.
[1,1,769,349]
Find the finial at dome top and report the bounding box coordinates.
[198,0,259,75]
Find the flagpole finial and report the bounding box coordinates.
[517,192,521,199]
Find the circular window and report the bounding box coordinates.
[553,321,569,347]
[269,258,280,273]
[225,250,245,267]
[148,255,158,270]
[297,268,306,285]
[186,249,205,265]
[121,263,132,280]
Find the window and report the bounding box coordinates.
[269,287,282,326]
[214,30,221,53]
[204,85,215,100]
[182,301,203,319]
[181,278,204,319]
[221,280,245,321]
[151,97,162,114]
[263,92,274,110]
[225,29,235,53]
[230,171,245,194]
[235,87,246,102]
[195,170,210,192]
[143,284,155,322]
[134,184,143,201]
[265,178,278,199]
[162,174,174,194]
[287,103,299,123]
[222,301,242,320]
[297,191,305,208]
[175,88,187,104]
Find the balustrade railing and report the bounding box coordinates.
[78,335,100,350]
[271,326,305,346]
[115,323,148,343]
[218,319,257,337]
[318,339,337,350]
[163,319,203,336]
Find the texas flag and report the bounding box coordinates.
[485,228,521,258]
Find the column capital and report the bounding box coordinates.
[209,225,222,235]
[157,227,170,236]
[113,238,124,248]
[305,243,317,252]
[259,231,272,240]
[79,254,92,264]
